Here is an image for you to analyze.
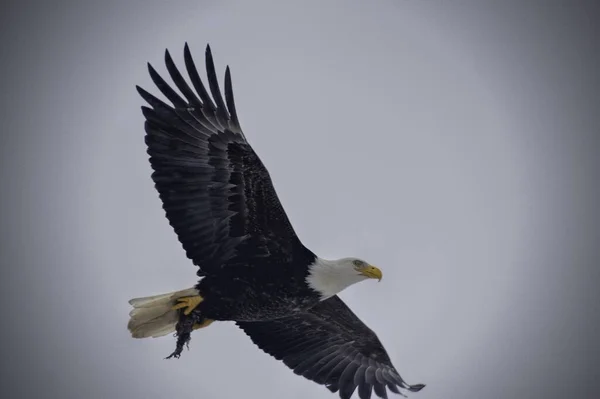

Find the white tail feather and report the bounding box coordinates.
[127,287,198,338]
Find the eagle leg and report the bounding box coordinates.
[165,315,197,359]
[165,311,213,359]
[172,295,204,315]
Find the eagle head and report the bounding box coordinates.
[306,257,382,300]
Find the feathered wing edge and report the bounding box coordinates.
[137,43,310,276]
[237,296,424,399]
[139,43,244,139]
[135,44,254,274]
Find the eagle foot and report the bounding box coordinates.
[165,332,190,359]
[166,317,194,359]
[172,295,204,315]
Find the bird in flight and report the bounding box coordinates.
[128,43,424,399]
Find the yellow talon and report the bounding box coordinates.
[193,319,214,330]
[172,295,204,315]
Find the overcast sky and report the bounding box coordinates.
[2,1,599,398]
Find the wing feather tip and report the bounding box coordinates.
[164,48,172,62]
[147,61,156,74]
[406,383,425,392]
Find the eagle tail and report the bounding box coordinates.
[127,287,198,338]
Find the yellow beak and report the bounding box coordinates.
[359,265,383,281]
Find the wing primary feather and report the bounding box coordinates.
[353,365,369,399]
[373,383,387,399]
[364,365,377,385]
[204,44,230,124]
[338,352,362,399]
[137,85,173,112]
[147,63,187,108]
[224,66,243,134]
[183,43,216,113]
[386,383,402,396]
[338,361,360,399]
[164,49,202,107]
[405,383,426,392]
[374,368,386,384]
[390,370,425,393]
[358,380,373,399]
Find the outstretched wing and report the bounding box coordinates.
[137,44,312,276]
[237,296,424,399]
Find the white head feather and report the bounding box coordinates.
[306,257,382,300]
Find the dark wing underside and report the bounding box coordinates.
[237,296,424,399]
[137,44,313,276]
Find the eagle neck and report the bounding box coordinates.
[305,257,357,300]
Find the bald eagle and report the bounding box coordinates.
[128,44,424,399]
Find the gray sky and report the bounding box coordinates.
[2,1,599,398]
